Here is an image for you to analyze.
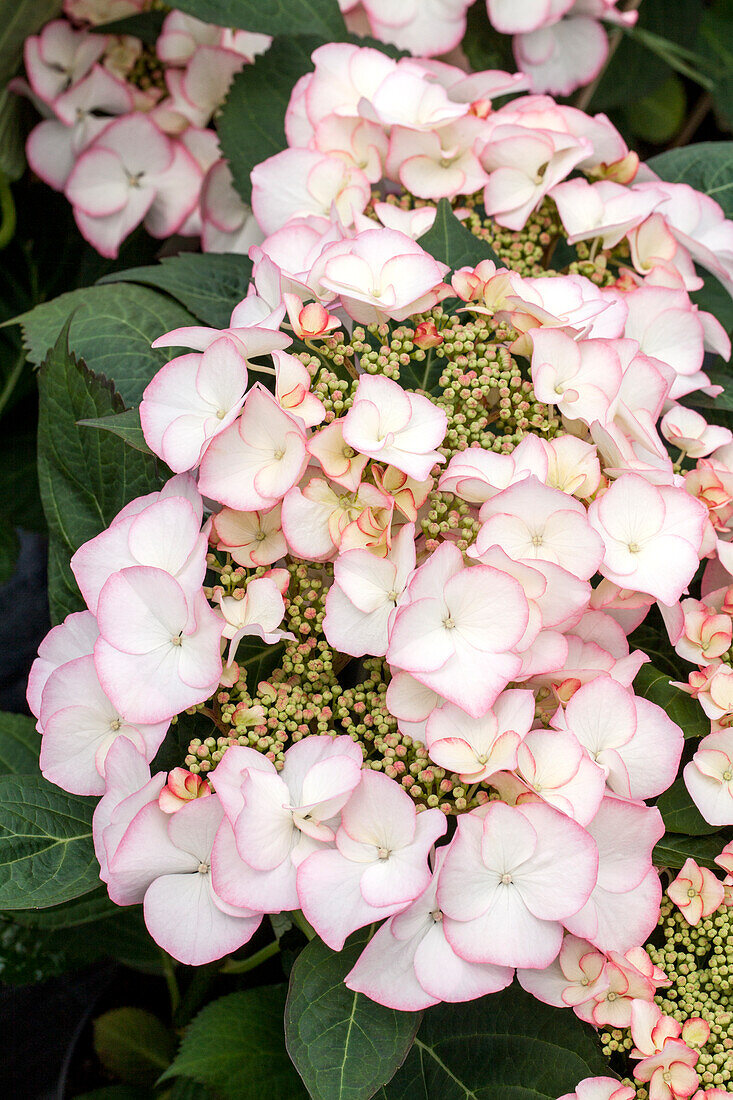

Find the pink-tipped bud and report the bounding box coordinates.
[159,768,213,813]
[554,677,582,704]
[682,1017,711,1047]
[413,321,443,349]
[469,98,492,120]
[600,151,640,184]
[451,269,481,302]
[284,292,340,339]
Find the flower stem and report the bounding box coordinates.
[292,910,316,941]
[221,940,281,974]
[159,949,180,1018]
[0,172,16,252]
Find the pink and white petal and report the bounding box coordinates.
[323,584,391,657]
[65,148,129,217]
[73,186,155,259]
[143,871,261,965]
[167,795,224,862]
[208,744,274,823]
[564,868,662,953]
[443,889,563,968]
[345,919,440,1011]
[359,847,432,909]
[234,769,294,870]
[108,801,196,905]
[297,848,399,951]
[211,818,299,912]
[414,922,514,1002]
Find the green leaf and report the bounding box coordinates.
[380,982,609,1099]
[161,986,308,1100]
[237,637,286,693]
[11,885,116,928]
[461,0,516,74]
[691,271,733,335]
[76,1089,154,1100]
[697,0,733,131]
[634,664,709,740]
[590,0,703,112]
[0,87,27,182]
[218,36,321,203]
[99,252,254,329]
[78,407,154,456]
[285,930,421,1100]
[648,142,733,220]
[625,75,686,144]
[683,359,733,412]
[171,0,345,39]
[37,318,162,621]
[0,774,98,909]
[0,711,39,774]
[657,777,719,836]
[0,426,46,533]
[654,833,725,870]
[12,282,197,406]
[91,10,167,44]
[94,1008,175,1088]
[0,516,18,584]
[0,0,63,87]
[418,199,501,272]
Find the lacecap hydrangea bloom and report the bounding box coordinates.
[27,45,733,1081]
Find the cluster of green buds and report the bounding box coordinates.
[598,893,733,1094]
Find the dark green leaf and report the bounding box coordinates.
[94,1008,175,1087]
[37,318,162,621]
[418,199,501,272]
[0,87,27,182]
[0,426,46,533]
[237,637,286,693]
[648,142,733,220]
[380,982,609,1099]
[11,885,116,928]
[171,0,345,39]
[656,777,719,836]
[691,271,733,334]
[461,0,515,74]
[654,833,725,870]
[286,930,421,1100]
[697,1,733,131]
[99,252,254,328]
[591,0,703,112]
[634,664,709,740]
[625,76,686,144]
[12,282,197,406]
[161,986,308,1100]
[397,346,446,396]
[683,360,733,411]
[0,711,39,774]
[78,407,154,456]
[0,0,63,87]
[218,36,321,203]
[168,1080,218,1100]
[0,773,98,909]
[91,10,167,44]
[76,1089,154,1100]
[0,516,18,584]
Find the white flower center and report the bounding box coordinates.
[197,862,210,874]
